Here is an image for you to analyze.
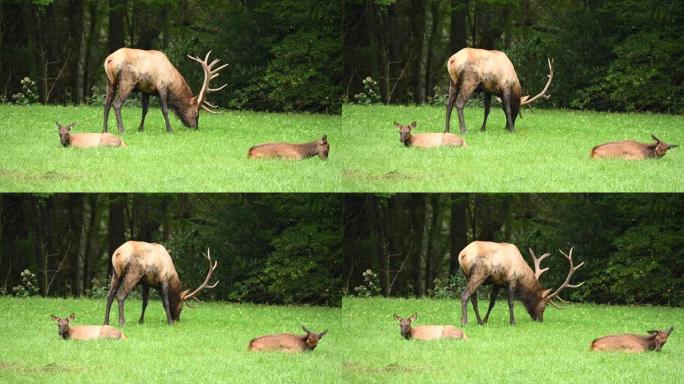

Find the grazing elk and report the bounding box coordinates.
[591,327,673,352]
[51,313,126,340]
[248,326,327,353]
[103,48,227,133]
[57,122,125,148]
[393,313,467,341]
[445,48,554,134]
[591,135,678,160]
[103,241,218,326]
[458,241,584,326]
[247,135,329,160]
[394,121,467,148]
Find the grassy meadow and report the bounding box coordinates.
[0,297,341,383]
[339,104,684,192]
[339,297,683,384]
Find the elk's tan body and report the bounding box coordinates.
[248,136,329,160]
[249,327,327,353]
[68,133,125,148]
[591,327,673,352]
[409,325,467,340]
[459,241,534,285]
[111,241,179,286]
[447,48,522,97]
[105,48,190,96]
[394,121,466,148]
[51,314,126,341]
[591,136,678,160]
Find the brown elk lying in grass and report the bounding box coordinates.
[51,313,126,340]
[248,326,327,353]
[591,326,673,352]
[591,135,678,160]
[248,135,329,160]
[103,48,227,133]
[393,313,467,341]
[104,241,218,326]
[57,122,125,148]
[458,241,584,326]
[445,48,553,134]
[393,122,467,148]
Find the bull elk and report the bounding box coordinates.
[248,326,327,353]
[393,313,467,341]
[458,241,584,326]
[103,240,218,326]
[57,122,125,148]
[247,135,330,160]
[103,48,227,133]
[393,121,467,148]
[591,327,674,352]
[591,134,678,160]
[445,48,553,134]
[51,313,126,340]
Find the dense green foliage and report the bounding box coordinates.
[0,297,341,383]
[340,297,683,383]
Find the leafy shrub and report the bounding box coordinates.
[353,77,381,105]
[354,269,382,297]
[12,269,39,297]
[11,77,39,105]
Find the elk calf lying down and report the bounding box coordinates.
[591,326,673,352]
[51,313,126,340]
[591,135,677,160]
[394,122,466,148]
[249,326,327,352]
[393,313,467,341]
[248,135,329,160]
[58,122,125,148]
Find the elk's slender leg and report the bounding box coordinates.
[115,272,140,326]
[139,282,149,324]
[138,93,149,132]
[501,89,516,133]
[160,281,174,325]
[483,285,500,323]
[460,270,487,326]
[507,282,517,325]
[455,81,478,135]
[481,93,492,132]
[470,292,484,325]
[157,88,174,133]
[112,81,134,134]
[103,82,116,133]
[104,273,122,325]
[444,80,457,133]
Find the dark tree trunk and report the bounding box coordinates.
[409,194,426,296]
[108,0,126,53]
[69,195,84,296]
[82,0,99,102]
[450,0,468,53]
[68,0,84,103]
[410,0,426,103]
[449,194,468,276]
[107,194,126,278]
[83,195,100,293]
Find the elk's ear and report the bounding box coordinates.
[651,134,661,143]
[409,121,417,129]
[67,122,75,129]
[50,314,60,322]
[647,330,658,334]
[393,314,402,321]
[67,313,75,321]
[393,121,402,129]
[668,144,679,149]
[542,289,552,298]
[318,330,328,338]
[409,313,417,322]
[521,95,530,103]
[302,325,311,334]
[180,289,191,299]
[55,121,61,128]
[321,135,328,143]
[667,326,674,334]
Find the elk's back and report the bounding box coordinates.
[458,241,530,282]
[447,48,520,93]
[591,141,649,160]
[70,133,124,148]
[249,333,305,352]
[411,133,466,148]
[411,325,467,340]
[590,334,648,352]
[104,48,183,91]
[70,325,125,340]
[111,241,178,283]
[248,143,305,160]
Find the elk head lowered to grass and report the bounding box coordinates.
[457,241,584,326]
[51,313,126,340]
[393,121,466,148]
[103,240,218,326]
[591,327,674,352]
[103,48,227,133]
[247,135,330,160]
[57,122,125,148]
[445,48,554,134]
[393,313,467,341]
[248,326,328,353]
[591,134,678,160]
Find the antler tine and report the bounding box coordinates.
[521,57,554,106]
[182,248,220,302]
[545,246,585,302]
[189,50,228,113]
[529,248,550,281]
[208,84,228,92]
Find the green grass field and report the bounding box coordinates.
[0,297,341,383]
[340,297,683,383]
[0,105,339,192]
[340,104,684,192]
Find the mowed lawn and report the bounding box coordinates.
[0,105,339,192]
[339,104,684,192]
[0,297,341,384]
[340,297,683,384]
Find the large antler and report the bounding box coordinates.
[544,247,584,302]
[182,248,219,305]
[529,249,551,281]
[187,51,228,114]
[521,58,554,106]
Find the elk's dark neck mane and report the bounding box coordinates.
[167,274,182,319]
[167,76,195,127]
[516,273,544,317]
[300,334,315,351]
[403,134,413,147]
[61,328,70,339]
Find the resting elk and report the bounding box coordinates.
[248,326,327,353]
[393,121,467,148]
[103,48,227,133]
[393,313,467,341]
[591,326,673,352]
[57,122,125,148]
[51,313,126,340]
[247,135,330,160]
[458,241,584,326]
[103,241,218,326]
[445,48,554,133]
[591,134,678,160]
